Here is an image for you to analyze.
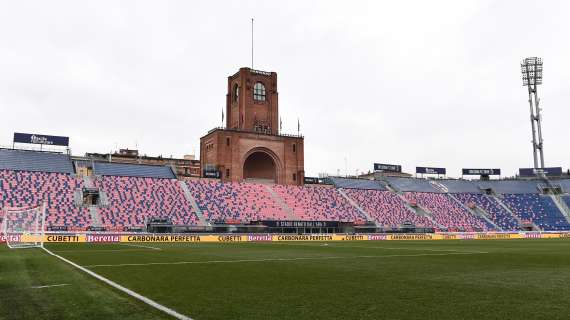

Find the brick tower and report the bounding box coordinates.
[200,67,304,185]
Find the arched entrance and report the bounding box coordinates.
[243,151,277,183]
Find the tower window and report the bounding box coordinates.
[226,169,230,178]
[226,137,230,146]
[293,144,296,153]
[293,173,297,181]
[253,82,266,101]
[233,84,239,102]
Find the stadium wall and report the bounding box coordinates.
[2,232,569,244]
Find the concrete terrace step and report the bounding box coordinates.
[337,188,376,225]
[489,194,525,228]
[89,206,102,228]
[550,194,570,224]
[179,181,207,226]
[448,193,501,231]
[264,185,298,220]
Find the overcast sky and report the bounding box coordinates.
[0,0,568,178]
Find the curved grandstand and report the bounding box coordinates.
[2,147,569,233]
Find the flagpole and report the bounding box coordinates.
[251,18,254,69]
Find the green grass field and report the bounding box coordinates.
[1,239,570,320]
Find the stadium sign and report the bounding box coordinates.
[304,177,320,184]
[261,220,340,228]
[374,163,402,173]
[13,132,69,147]
[416,166,446,175]
[47,226,68,231]
[462,168,501,176]
[203,170,221,178]
[519,167,563,177]
[4,232,570,244]
[86,234,121,243]
[304,177,331,185]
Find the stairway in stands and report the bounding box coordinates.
[337,188,377,225]
[179,181,207,226]
[489,194,525,228]
[549,194,570,223]
[89,206,102,228]
[448,193,501,231]
[385,184,443,229]
[264,185,298,220]
[83,175,94,188]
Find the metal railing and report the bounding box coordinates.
[206,127,303,138]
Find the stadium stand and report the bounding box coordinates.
[385,177,442,193]
[271,185,367,222]
[2,148,570,232]
[404,192,491,231]
[94,176,198,230]
[500,193,570,230]
[185,180,290,223]
[93,162,175,179]
[563,195,570,209]
[453,193,519,230]
[0,169,90,230]
[328,177,387,191]
[344,189,433,227]
[477,180,539,194]
[555,180,570,193]
[438,180,481,193]
[0,149,74,174]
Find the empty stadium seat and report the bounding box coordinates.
[501,194,570,231]
[453,193,519,230]
[95,176,199,229]
[93,162,176,179]
[404,192,491,231]
[0,149,74,174]
[328,177,387,191]
[344,189,433,227]
[385,177,442,193]
[271,185,366,222]
[186,180,290,223]
[0,170,90,230]
[438,180,481,193]
[477,180,539,194]
[563,195,570,210]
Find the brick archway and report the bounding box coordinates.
[241,147,283,184]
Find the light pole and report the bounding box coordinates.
[521,57,544,169]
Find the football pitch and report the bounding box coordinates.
[1,239,570,320]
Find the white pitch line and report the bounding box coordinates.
[119,243,162,251]
[52,249,156,253]
[42,247,192,320]
[52,243,162,254]
[269,242,481,253]
[83,251,487,269]
[30,283,70,289]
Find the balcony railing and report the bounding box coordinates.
[206,127,303,138]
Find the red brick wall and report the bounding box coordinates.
[226,68,278,134]
[200,129,304,185]
[201,68,303,185]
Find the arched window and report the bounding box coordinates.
[233,84,239,102]
[253,82,266,101]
